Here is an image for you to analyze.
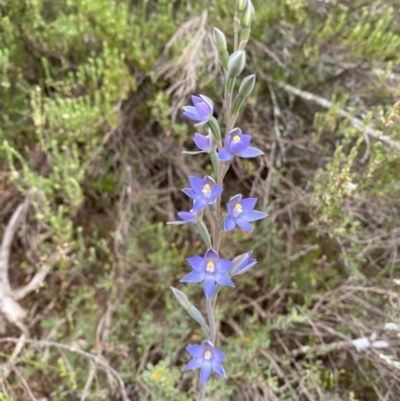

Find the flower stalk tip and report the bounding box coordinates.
[227,50,246,78]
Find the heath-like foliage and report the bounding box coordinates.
[168,1,267,399]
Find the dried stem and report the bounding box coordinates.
[0,337,129,401]
[0,201,27,297]
[260,72,400,151]
[199,383,206,401]
[0,200,29,334]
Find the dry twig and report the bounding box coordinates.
[261,73,400,151]
[0,337,129,401]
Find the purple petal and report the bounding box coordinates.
[199,94,214,111]
[204,175,217,186]
[235,217,253,233]
[226,128,241,143]
[224,135,231,149]
[243,210,268,221]
[234,259,257,275]
[181,271,205,283]
[182,188,199,200]
[177,211,195,222]
[240,134,252,149]
[183,358,203,371]
[240,198,257,212]
[193,134,211,152]
[230,139,245,154]
[212,349,226,363]
[224,215,236,231]
[203,275,215,299]
[189,176,205,193]
[218,148,233,161]
[186,344,204,358]
[211,361,226,378]
[216,259,233,274]
[238,146,264,158]
[210,185,223,201]
[191,96,203,106]
[233,252,253,273]
[205,249,219,262]
[225,128,240,150]
[183,106,201,121]
[192,198,208,211]
[195,102,212,121]
[186,256,205,272]
[200,362,212,384]
[227,194,243,209]
[215,274,235,287]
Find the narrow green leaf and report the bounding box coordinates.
[210,151,219,176]
[170,287,209,336]
[208,117,222,143]
[196,220,212,249]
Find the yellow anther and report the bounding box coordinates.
[204,350,212,360]
[206,261,215,272]
[232,203,243,217]
[233,135,241,143]
[202,183,212,198]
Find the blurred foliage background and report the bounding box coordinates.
[0,0,400,400]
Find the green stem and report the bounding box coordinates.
[206,298,216,344]
[213,161,224,251]
[199,384,206,401]
[234,12,241,52]
[225,92,233,134]
[200,33,236,401]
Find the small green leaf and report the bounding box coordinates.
[210,151,219,176]
[196,220,212,249]
[170,287,209,335]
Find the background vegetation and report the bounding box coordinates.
[0,0,399,400]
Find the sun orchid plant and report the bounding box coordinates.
[168,1,265,399]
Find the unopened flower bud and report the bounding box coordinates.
[238,74,256,98]
[213,28,229,69]
[241,0,254,27]
[227,50,246,78]
[170,287,191,309]
[236,0,248,13]
[213,28,227,52]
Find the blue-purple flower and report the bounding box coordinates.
[224,194,267,233]
[218,128,263,161]
[182,176,223,211]
[183,95,213,123]
[167,209,197,225]
[181,249,234,298]
[232,251,257,276]
[193,133,212,153]
[183,341,226,384]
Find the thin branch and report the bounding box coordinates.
[11,366,39,401]
[0,337,129,401]
[291,338,400,357]
[0,201,28,296]
[0,201,29,334]
[261,73,400,151]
